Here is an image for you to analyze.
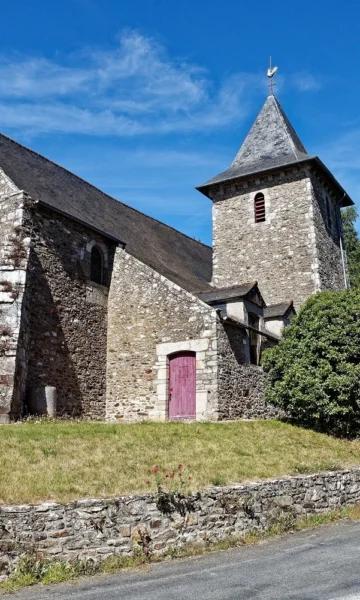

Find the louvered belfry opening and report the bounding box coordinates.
[254,193,266,223]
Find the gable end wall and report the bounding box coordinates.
[106,248,218,421]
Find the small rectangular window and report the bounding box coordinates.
[254,193,266,223]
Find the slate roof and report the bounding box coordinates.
[197,282,265,306]
[197,95,353,207]
[263,301,295,319]
[0,132,212,292]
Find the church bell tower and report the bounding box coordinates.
[197,94,352,308]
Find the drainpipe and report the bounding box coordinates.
[340,236,348,289]
[339,193,349,289]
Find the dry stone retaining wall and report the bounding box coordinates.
[0,468,359,576]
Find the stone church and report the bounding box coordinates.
[0,94,353,423]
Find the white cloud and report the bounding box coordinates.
[291,72,322,92]
[0,58,90,98]
[0,31,263,137]
[0,32,321,138]
[0,102,147,136]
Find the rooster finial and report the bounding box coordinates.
[267,57,278,94]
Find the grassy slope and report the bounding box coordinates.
[0,420,360,504]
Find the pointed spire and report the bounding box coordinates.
[198,95,311,190]
[232,95,308,170]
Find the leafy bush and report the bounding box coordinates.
[262,290,360,437]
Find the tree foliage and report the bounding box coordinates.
[262,290,360,437]
[342,207,360,288]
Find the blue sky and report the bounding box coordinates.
[1,0,359,244]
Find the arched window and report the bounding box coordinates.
[254,193,266,223]
[90,246,104,285]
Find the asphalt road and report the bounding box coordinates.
[8,521,360,599]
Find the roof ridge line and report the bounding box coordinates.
[272,95,299,160]
[0,131,211,251]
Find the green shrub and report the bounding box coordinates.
[262,290,360,437]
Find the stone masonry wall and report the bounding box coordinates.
[211,167,317,309]
[0,169,31,421]
[23,205,115,418]
[310,171,346,291]
[106,248,218,421]
[0,468,359,576]
[217,321,279,419]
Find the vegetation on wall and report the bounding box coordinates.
[263,290,360,437]
[342,207,360,288]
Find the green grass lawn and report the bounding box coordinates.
[1,419,360,505]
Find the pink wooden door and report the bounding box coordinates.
[168,352,196,420]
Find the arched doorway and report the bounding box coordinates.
[168,351,196,420]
